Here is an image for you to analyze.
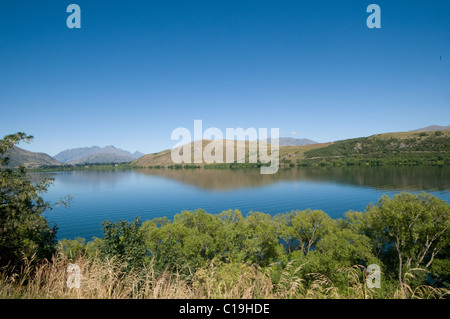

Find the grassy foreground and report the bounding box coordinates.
[1,253,448,299]
[2,134,449,300]
[2,192,450,300]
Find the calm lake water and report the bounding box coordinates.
[29,167,450,241]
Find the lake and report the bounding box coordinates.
[29,167,450,241]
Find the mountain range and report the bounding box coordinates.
[411,125,450,132]
[265,137,318,146]
[1,125,448,168]
[53,146,144,165]
[1,145,144,168]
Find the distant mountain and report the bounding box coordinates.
[1,146,61,168]
[54,146,143,165]
[265,137,318,146]
[67,153,135,165]
[132,151,145,159]
[411,125,450,132]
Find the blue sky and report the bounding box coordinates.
[1,0,449,156]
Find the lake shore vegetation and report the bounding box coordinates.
[1,133,449,299]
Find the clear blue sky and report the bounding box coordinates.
[1,0,449,156]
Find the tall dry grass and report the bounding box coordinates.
[0,254,448,299]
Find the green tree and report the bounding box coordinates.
[238,212,284,266]
[279,209,335,254]
[217,209,247,262]
[314,228,380,277]
[0,133,63,269]
[100,217,149,271]
[364,192,450,288]
[142,210,231,274]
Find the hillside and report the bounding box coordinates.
[1,146,61,169]
[132,130,450,168]
[300,130,450,166]
[132,139,330,168]
[54,146,143,164]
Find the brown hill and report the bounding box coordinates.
[131,140,331,168]
[1,146,61,169]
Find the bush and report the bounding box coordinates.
[0,133,64,269]
[99,217,149,271]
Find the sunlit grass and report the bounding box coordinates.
[1,253,448,299]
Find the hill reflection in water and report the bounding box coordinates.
[135,167,450,192]
[30,167,450,193]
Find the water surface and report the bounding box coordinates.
[29,167,450,240]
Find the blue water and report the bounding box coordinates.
[30,168,450,240]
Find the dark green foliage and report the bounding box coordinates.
[204,162,267,169]
[301,134,450,167]
[99,217,149,271]
[140,209,285,275]
[140,192,448,291]
[237,211,284,266]
[182,164,201,169]
[277,209,335,254]
[345,192,450,287]
[52,191,450,295]
[430,257,450,289]
[0,133,60,269]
